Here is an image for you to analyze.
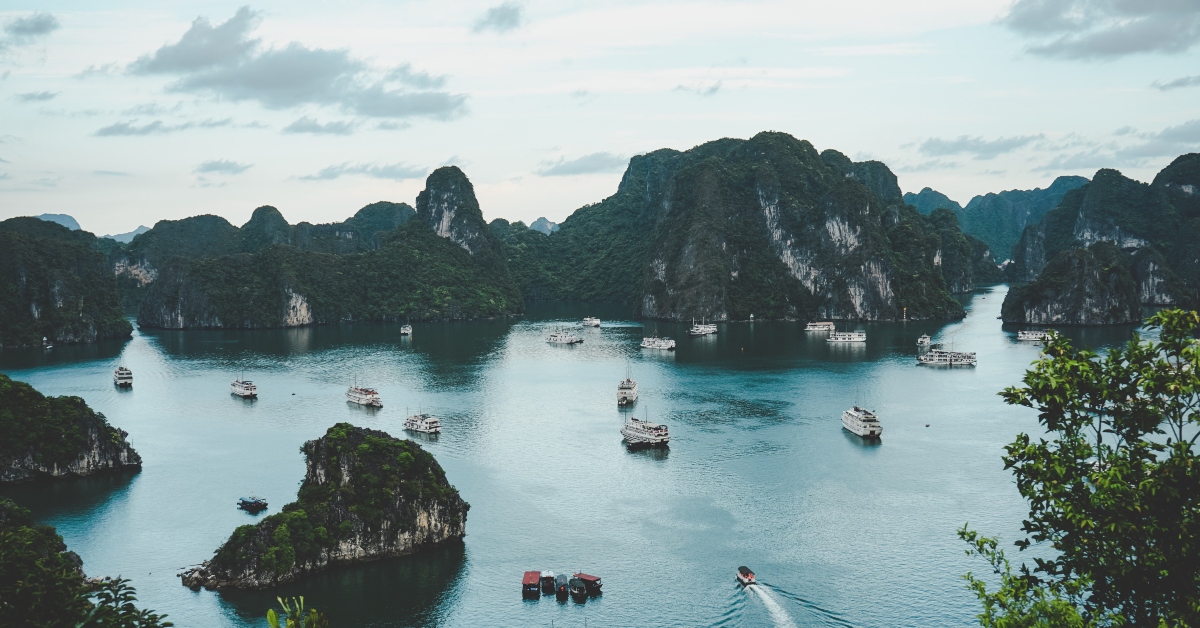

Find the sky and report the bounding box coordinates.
[1,0,1199,235]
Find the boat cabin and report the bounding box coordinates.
[737,566,756,585]
[539,570,556,594]
[568,577,588,599]
[574,572,602,595]
[554,574,569,599]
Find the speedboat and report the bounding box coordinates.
[736,566,756,586]
[522,571,541,598]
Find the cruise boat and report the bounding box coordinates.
[568,576,588,600]
[540,570,556,595]
[346,385,382,407]
[1017,330,1050,342]
[805,321,835,332]
[400,324,412,336]
[688,319,718,336]
[405,413,441,433]
[237,496,268,512]
[574,572,602,595]
[639,336,676,350]
[621,415,670,447]
[917,348,977,366]
[231,378,258,398]
[522,571,541,598]
[916,334,932,346]
[842,406,883,438]
[582,317,601,327]
[547,330,584,344]
[113,366,133,387]
[736,566,756,586]
[827,331,867,343]
[617,377,639,406]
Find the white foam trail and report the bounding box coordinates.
[751,585,798,628]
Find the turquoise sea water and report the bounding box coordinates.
[0,285,1146,627]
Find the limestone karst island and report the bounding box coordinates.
[2,2,1198,626]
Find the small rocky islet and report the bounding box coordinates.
[180,423,468,590]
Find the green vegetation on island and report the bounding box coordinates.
[181,423,468,590]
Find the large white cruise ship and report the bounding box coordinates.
[805,321,835,332]
[1017,330,1050,342]
[113,366,133,387]
[404,413,441,433]
[688,319,718,336]
[231,378,258,398]
[842,406,882,438]
[640,336,676,350]
[621,416,670,447]
[547,329,584,344]
[346,385,382,407]
[617,377,639,406]
[917,348,977,366]
[827,331,867,343]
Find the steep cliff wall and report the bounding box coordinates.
[0,218,132,348]
[1001,242,1140,325]
[0,375,142,482]
[180,424,467,590]
[415,166,497,257]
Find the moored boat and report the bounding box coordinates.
[237,496,268,512]
[540,570,556,595]
[231,378,258,398]
[582,317,601,327]
[842,406,883,438]
[568,576,588,600]
[404,413,441,434]
[622,415,670,448]
[346,385,382,407]
[113,366,133,387]
[554,574,569,600]
[917,348,977,366]
[574,572,602,595]
[736,566,756,586]
[522,571,541,598]
[617,377,639,406]
[547,330,584,344]
[639,336,675,350]
[1017,330,1050,342]
[805,321,835,332]
[827,330,867,343]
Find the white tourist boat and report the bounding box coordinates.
[917,348,977,366]
[582,317,601,327]
[805,321,835,332]
[404,413,441,434]
[1017,330,1050,342]
[842,406,882,439]
[688,319,718,336]
[346,385,382,407]
[621,415,670,447]
[400,324,412,336]
[827,331,867,343]
[231,378,258,398]
[916,334,932,346]
[547,329,584,344]
[617,377,639,406]
[113,366,133,387]
[640,336,676,350]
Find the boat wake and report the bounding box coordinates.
[767,585,856,627]
[749,584,797,628]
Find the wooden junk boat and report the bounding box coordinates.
[574,572,602,596]
[554,574,569,600]
[522,571,541,598]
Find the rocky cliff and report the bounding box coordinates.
[180,423,467,590]
[904,188,963,215]
[0,218,132,348]
[0,374,142,482]
[1001,242,1140,325]
[415,166,499,257]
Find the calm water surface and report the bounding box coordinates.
[0,285,1148,627]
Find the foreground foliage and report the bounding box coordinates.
[963,309,1200,626]
[267,596,329,628]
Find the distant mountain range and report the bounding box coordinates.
[529,217,559,235]
[35,213,81,231]
[100,226,150,243]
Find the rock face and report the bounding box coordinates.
[529,217,560,235]
[1001,242,1140,325]
[0,218,132,348]
[0,374,142,482]
[415,166,497,256]
[180,424,467,590]
[959,176,1088,262]
[904,188,963,215]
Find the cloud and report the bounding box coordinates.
[1153,74,1200,90]
[129,6,260,74]
[375,120,411,131]
[75,63,118,78]
[819,43,931,56]
[1002,0,1200,60]
[473,2,523,33]
[15,91,58,102]
[194,159,251,175]
[300,162,425,181]
[1035,118,1200,170]
[918,135,1042,160]
[896,159,960,172]
[94,118,232,136]
[93,170,130,176]
[2,12,60,50]
[133,8,467,121]
[282,116,356,135]
[537,152,627,176]
[675,81,722,96]
[122,101,183,116]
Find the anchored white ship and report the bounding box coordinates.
[547,330,584,344]
[346,385,382,407]
[827,331,867,343]
[842,406,882,438]
[917,348,977,366]
[805,321,835,332]
[688,319,718,336]
[617,377,639,406]
[916,334,932,346]
[404,413,441,433]
[400,324,412,336]
[1017,330,1050,342]
[582,317,601,327]
[231,378,258,398]
[113,366,133,387]
[621,415,670,447]
[640,336,676,350]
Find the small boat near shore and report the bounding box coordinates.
[688,318,718,336]
[400,324,412,336]
[916,334,931,347]
[828,331,866,343]
[404,413,441,434]
[113,366,133,387]
[237,496,268,512]
[736,566,756,586]
[842,406,882,439]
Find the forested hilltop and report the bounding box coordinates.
[1002,154,1200,324]
[495,131,998,321]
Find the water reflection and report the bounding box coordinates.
[0,469,140,520]
[625,445,670,461]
